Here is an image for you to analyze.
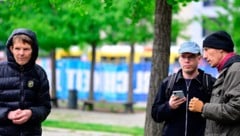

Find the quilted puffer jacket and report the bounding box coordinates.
[0,28,51,136]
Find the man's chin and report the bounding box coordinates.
[209,63,216,68]
[183,70,194,74]
[17,62,27,66]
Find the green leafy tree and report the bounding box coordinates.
[0,0,194,115]
[0,1,78,50]
[201,0,240,53]
[0,0,155,110]
[76,1,107,110]
[0,0,88,107]
[144,0,199,135]
[101,0,154,111]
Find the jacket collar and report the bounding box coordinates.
[221,55,240,70]
[175,69,205,84]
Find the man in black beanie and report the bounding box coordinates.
[188,31,240,136]
[202,30,234,52]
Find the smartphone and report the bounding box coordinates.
[172,90,185,98]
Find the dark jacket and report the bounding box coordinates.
[203,55,240,136]
[151,69,216,136]
[0,28,51,136]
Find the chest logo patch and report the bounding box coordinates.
[28,80,34,88]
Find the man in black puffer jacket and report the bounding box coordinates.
[0,28,51,136]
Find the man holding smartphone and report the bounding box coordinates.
[151,41,216,136]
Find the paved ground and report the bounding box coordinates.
[42,108,146,136]
[43,127,131,136]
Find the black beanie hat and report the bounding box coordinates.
[203,31,234,52]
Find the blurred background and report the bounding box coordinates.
[0,0,239,135]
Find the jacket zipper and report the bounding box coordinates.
[185,80,191,136]
[19,67,24,109]
[20,67,25,136]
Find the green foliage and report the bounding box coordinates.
[167,0,200,12]
[171,19,190,43]
[0,0,186,52]
[100,0,155,45]
[202,0,240,53]
[0,0,105,51]
[0,0,80,51]
[0,0,155,52]
[128,0,154,22]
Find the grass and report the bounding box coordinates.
[43,119,144,136]
[45,100,146,135]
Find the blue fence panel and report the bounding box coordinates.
[94,62,129,102]
[38,58,217,103]
[133,62,151,102]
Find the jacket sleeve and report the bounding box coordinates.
[151,79,175,123]
[29,67,51,123]
[202,69,240,124]
[0,108,11,122]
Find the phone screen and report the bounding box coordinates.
[172,90,185,98]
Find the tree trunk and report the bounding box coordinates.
[144,0,172,135]
[50,49,58,107]
[88,43,96,110]
[127,43,134,113]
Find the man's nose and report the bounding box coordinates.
[19,50,24,55]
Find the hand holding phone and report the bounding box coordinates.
[172,90,185,98]
[169,90,186,109]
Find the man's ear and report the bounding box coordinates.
[9,46,13,52]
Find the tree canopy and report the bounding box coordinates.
[0,0,156,53]
[201,0,240,53]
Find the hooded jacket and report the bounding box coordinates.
[203,55,240,136]
[0,28,51,136]
[152,69,216,136]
